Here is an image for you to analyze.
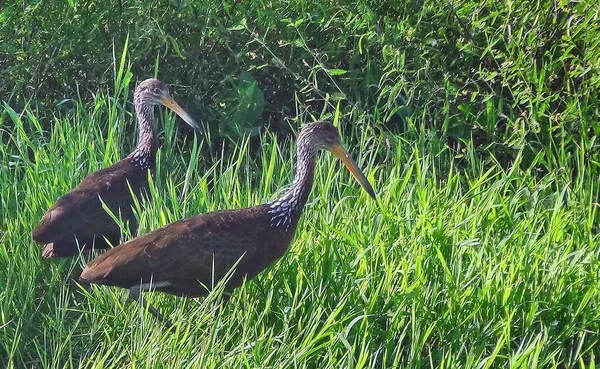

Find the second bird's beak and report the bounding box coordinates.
[160,97,200,131]
[329,144,376,200]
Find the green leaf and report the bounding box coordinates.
[228,18,247,31]
[168,36,186,59]
[328,69,347,76]
[218,72,265,140]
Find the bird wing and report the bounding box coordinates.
[32,159,147,244]
[80,208,265,290]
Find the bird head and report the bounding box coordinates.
[134,79,200,131]
[300,121,376,200]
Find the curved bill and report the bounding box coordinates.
[160,97,200,131]
[329,144,376,200]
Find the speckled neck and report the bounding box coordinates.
[267,138,317,231]
[127,94,157,169]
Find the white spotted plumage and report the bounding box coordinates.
[265,123,323,232]
[128,150,152,170]
[268,187,302,231]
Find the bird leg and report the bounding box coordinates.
[128,285,173,329]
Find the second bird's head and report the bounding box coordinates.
[299,121,376,200]
[134,78,199,131]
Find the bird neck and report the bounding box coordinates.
[267,142,317,230]
[128,102,158,169]
[134,101,158,153]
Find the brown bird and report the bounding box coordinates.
[79,121,376,320]
[33,79,199,258]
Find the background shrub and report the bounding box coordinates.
[1,0,598,173]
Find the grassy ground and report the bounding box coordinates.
[1,73,599,368]
[2,0,600,367]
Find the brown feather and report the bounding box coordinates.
[79,204,288,297]
[80,121,376,303]
[32,157,152,257]
[32,78,198,258]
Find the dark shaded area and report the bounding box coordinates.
[1,0,599,174]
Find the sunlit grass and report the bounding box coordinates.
[1,81,599,368]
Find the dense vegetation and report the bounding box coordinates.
[1,0,599,368]
[3,0,600,165]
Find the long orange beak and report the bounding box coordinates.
[160,97,200,131]
[329,143,376,199]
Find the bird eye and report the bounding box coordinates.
[152,87,161,95]
[326,133,336,142]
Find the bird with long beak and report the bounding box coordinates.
[33,78,199,258]
[79,121,375,324]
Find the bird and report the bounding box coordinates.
[79,120,376,322]
[32,78,199,258]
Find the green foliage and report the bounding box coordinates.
[1,0,600,367]
[1,0,599,171]
[1,86,600,368]
[216,71,266,140]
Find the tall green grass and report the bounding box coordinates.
[1,80,599,368]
